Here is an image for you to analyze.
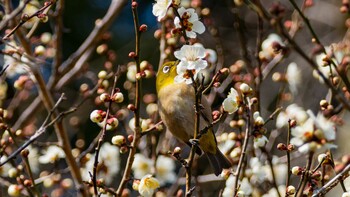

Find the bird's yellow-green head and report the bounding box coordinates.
[156,61,179,93]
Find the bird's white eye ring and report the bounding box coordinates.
[163,66,170,73]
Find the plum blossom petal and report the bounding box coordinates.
[152,0,172,21]
[173,44,208,84]
[286,62,301,95]
[155,155,176,185]
[253,135,269,149]
[276,104,308,129]
[138,175,160,197]
[132,154,153,179]
[80,143,120,184]
[222,88,239,114]
[290,110,337,153]
[174,7,205,38]
[38,145,65,164]
[174,45,207,69]
[259,33,285,61]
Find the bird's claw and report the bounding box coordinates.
[189,139,199,147]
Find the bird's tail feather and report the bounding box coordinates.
[206,148,232,176]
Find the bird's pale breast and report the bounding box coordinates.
[158,83,217,154]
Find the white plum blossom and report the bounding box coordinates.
[290,118,314,147]
[262,185,286,197]
[152,0,172,21]
[129,118,152,132]
[313,45,345,84]
[222,174,235,197]
[174,7,205,38]
[127,64,137,82]
[222,88,239,114]
[192,43,217,64]
[38,145,65,164]
[253,111,265,126]
[267,156,288,186]
[132,154,176,186]
[205,48,218,64]
[90,110,106,123]
[174,44,208,84]
[97,117,119,130]
[132,154,153,179]
[343,192,350,197]
[261,34,284,50]
[27,145,39,173]
[240,83,252,94]
[155,155,176,185]
[249,157,267,183]
[286,62,301,95]
[239,178,253,195]
[276,104,308,129]
[218,139,236,155]
[0,156,12,177]
[290,110,337,153]
[308,111,336,142]
[249,157,287,186]
[138,175,160,197]
[174,64,198,84]
[313,52,336,84]
[259,33,285,61]
[230,147,242,159]
[174,44,207,71]
[81,143,120,184]
[146,103,158,116]
[7,184,21,197]
[222,176,252,197]
[253,135,269,149]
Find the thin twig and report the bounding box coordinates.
[312,163,350,196]
[263,107,283,125]
[116,1,143,195]
[185,77,201,197]
[288,0,350,91]
[83,181,117,196]
[22,154,40,196]
[92,67,120,196]
[3,1,54,40]
[0,65,10,76]
[247,0,350,110]
[30,64,87,196]
[255,14,263,112]
[0,0,31,31]
[12,0,127,131]
[296,152,314,197]
[202,70,223,94]
[0,93,65,166]
[285,120,292,194]
[233,96,251,196]
[197,112,225,139]
[140,121,163,136]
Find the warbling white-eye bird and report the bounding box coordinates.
[156,61,231,176]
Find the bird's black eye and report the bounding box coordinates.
[163,66,170,73]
